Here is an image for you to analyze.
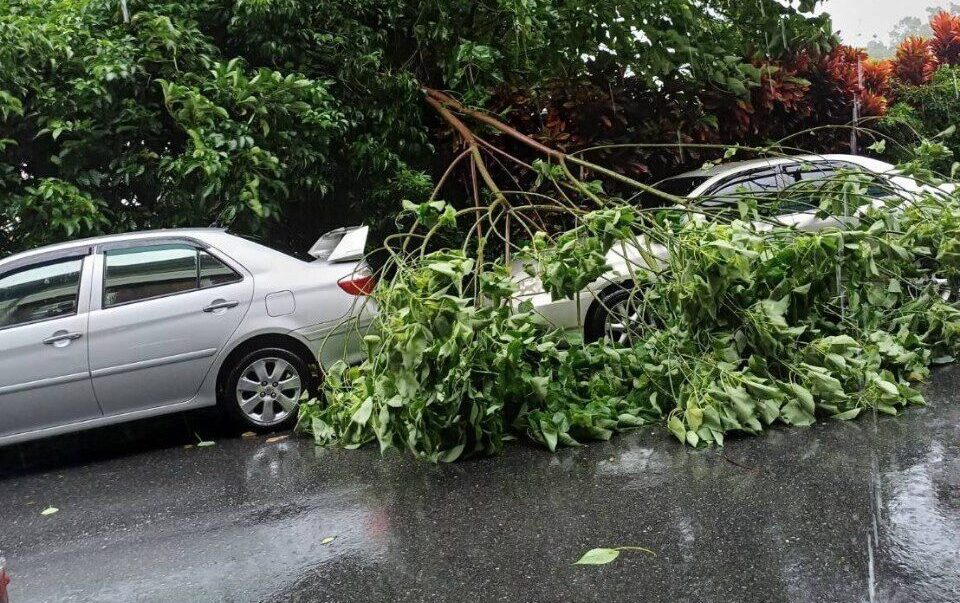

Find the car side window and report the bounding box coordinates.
[710,169,784,197]
[103,244,242,307]
[0,258,83,329]
[701,168,785,216]
[104,244,200,307]
[199,250,242,288]
[777,166,838,214]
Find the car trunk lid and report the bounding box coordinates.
[309,226,369,263]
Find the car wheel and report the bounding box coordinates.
[933,276,959,302]
[220,347,315,433]
[584,286,653,345]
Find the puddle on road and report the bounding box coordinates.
[876,441,960,601]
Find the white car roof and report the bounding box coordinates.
[677,154,895,180]
[0,228,230,271]
[667,154,896,199]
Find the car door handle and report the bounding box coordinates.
[203,300,240,313]
[43,331,83,345]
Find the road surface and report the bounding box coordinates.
[2,368,960,602]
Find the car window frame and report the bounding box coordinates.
[772,163,838,215]
[0,252,89,332]
[198,248,243,290]
[699,166,789,215]
[97,238,245,310]
[779,160,898,214]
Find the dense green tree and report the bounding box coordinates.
[0,0,835,255]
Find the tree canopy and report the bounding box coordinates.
[0,0,836,254]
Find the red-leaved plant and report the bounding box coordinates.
[894,36,939,85]
[820,45,888,117]
[931,11,960,65]
[859,90,888,117]
[861,59,892,95]
[753,62,812,115]
[826,45,868,96]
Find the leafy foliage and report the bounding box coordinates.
[879,64,960,165]
[0,0,350,252]
[893,37,939,85]
[930,10,960,65]
[647,204,955,446]
[0,0,836,254]
[300,248,662,461]
[301,135,960,460]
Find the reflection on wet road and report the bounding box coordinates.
[2,368,960,602]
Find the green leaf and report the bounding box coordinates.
[41,506,59,516]
[440,443,466,462]
[351,397,374,425]
[726,76,748,96]
[874,379,899,397]
[780,400,815,427]
[668,416,686,442]
[685,406,703,432]
[832,408,862,421]
[785,383,815,415]
[574,548,620,565]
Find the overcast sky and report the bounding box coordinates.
[820,0,945,44]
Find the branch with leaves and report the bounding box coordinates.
[298,109,960,461]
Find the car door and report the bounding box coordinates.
[0,252,101,438]
[86,240,254,416]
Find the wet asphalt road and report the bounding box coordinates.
[2,369,960,602]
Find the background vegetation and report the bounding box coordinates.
[6,2,960,257]
[0,0,842,253]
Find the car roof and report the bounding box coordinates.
[0,228,230,270]
[670,154,895,180]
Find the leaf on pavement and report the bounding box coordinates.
[574,548,619,565]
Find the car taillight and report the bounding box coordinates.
[338,271,376,296]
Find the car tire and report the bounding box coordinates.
[584,285,652,345]
[219,347,316,433]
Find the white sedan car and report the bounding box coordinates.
[518,154,939,343]
[0,227,374,446]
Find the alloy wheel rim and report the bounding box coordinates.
[604,298,642,346]
[236,357,303,425]
[933,277,956,302]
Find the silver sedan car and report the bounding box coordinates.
[0,227,374,446]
